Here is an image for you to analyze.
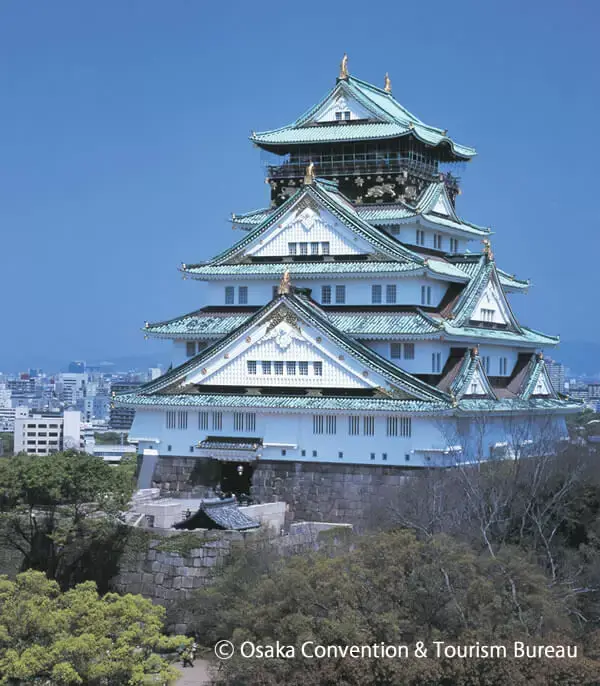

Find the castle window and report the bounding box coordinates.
[299,242,308,255]
[274,361,284,375]
[404,343,415,360]
[432,352,442,374]
[166,411,176,429]
[363,416,375,436]
[186,341,196,357]
[421,285,432,306]
[348,416,360,435]
[386,284,397,304]
[286,361,296,375]
[299,362,309,375]
[312,450,318,457]
[499,357,508,375]
[390,343,401,359]
[371,285,382,304]
[311,242,319,255]
[321,285,332,304]
[434,233,443,250]
[198,411,209,430]
[482,308,495,322]
[247,361,257,375]
[321,242,330,255]
[288,242,297,255]
[272,285,279,299]
[326,415,337,434]
[177,411,188,430]
[450,238,459,253]
[189,446,194,453]
[212,412,222,431]
[382,453,388,461]
[246,413,256,432]
[262,361,272,375]
[416,229,425,246]
[386,416,411,437]
[314,361,323,376]
[313,415,324,434]
[370,453,375,460]
[335,285,346,304]
[335,110,351,121]
[338,452,344,459]
[233,413,244,432]
[238,286,248,304]
[481,356,490,374]
[225,286,235,304]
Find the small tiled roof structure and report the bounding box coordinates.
[174,497,260,531]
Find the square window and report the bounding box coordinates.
[311,242,319,255]
[286,361,296,375]
[262,361,272,375]
[301,449,306,457]
[335,285,346,304]
[314,361,323,376]
[386,284,397,304]
[344,111,351,121]
[390,343,402,359]
[382,453,387,461]
[405,454,410,462]
[370,453,375,460]
[238,286,248,304]
[321,286,332,304]
[404,343,415,360]
[338,452,343,459]
[312,450,317,457]
[300,242,308,255]
[371,285,382,304]
[189,446,194,453]
[288,242,297,255]
[299,362,309,375]
[186,341,196,357]
[247,361,257,375]
[167,445,172,452]
[321,242,330,255]
[335,111,343,121]
[281,449,287,456]
[225,286,235,304]
[274,361,284,375]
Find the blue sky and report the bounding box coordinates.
[0,0,598,372]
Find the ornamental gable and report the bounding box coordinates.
[471,277,512,326]
[245,199,374,259]
[310,91,375,124]
[182,310,391,391]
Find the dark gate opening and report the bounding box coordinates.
[220,461,254,499]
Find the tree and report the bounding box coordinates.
[189,530,600,685]
[0,570,190,685]
[0,451,136,589]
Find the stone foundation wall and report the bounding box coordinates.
[251,460,413,529]
[151,456,216,496]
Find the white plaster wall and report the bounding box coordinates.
[365,339,448,374]
[382,223,469,254]
[203,276,447,308]
[129,406,569,468]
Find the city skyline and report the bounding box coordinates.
[1,0,599,371]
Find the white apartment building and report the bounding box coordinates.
[14,409,82,456]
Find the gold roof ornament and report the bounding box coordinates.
[482,238,494,261]
[278,270,291,295]
[339,53,349,80]
[304,161,315,185]
[384,72,392,93]
[450,391,458,408]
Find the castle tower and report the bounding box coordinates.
[119,59,578,520]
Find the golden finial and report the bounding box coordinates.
[278,270,291,295]
[384,73,392,93]
[537,351,544,360]
[304,161,315,185]
[482,238,494,261]
[471,346,479,358]
[339,53,349,80]
[450,390,458,408]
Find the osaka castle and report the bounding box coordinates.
[118,56,578,499]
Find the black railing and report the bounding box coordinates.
[267,153,460,191]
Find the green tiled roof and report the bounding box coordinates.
[233,182,490,238]
[457,398,580,413]
[450,351,497,400]
[116,391,450,413]
[520,356,558,400]
[144,306,558,346]
[251,76,476,160]
[184,261,423,278]
[134,291,450,404]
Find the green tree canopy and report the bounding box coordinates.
[0,451,136,588]
[0,570,190,685]
[189,530,600,685]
